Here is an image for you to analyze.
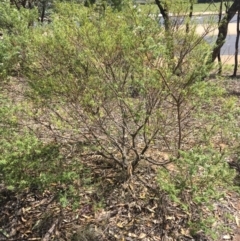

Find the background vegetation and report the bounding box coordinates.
[0,0,239,240]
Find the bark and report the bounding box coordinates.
[186,0,193,33]
[217,0,223,74]
[155,0,174,62]
[154,0,170,31]
[40,0,47,23]
[233,10,240,77]
[211,0,240,62]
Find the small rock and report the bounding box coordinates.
[222,234,231,240]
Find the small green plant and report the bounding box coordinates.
[0,94,91,208]
[157,148,236,239]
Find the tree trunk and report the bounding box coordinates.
[186,0,193,33]
[155,0,170,31]
[217,0,223,75]
[233,10,240,77]
[40,0,47,23]
[155,0,174,62]
[211,0,240,62]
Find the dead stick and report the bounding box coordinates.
[42,219,59,241]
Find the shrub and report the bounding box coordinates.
[19,2,222,176]
[158,148,236,238]
[0,93,89,207]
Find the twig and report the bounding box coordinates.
[42,219,59,241]
[143,156,171,166]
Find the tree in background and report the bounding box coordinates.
[233,9,240,76]
[153,0,239,73]
[211,0,240,62]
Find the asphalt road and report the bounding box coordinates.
[196,14,238,55]
[205,34,237,56]
[160,14,238,55]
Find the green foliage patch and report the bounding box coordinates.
[158,148,236,237]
